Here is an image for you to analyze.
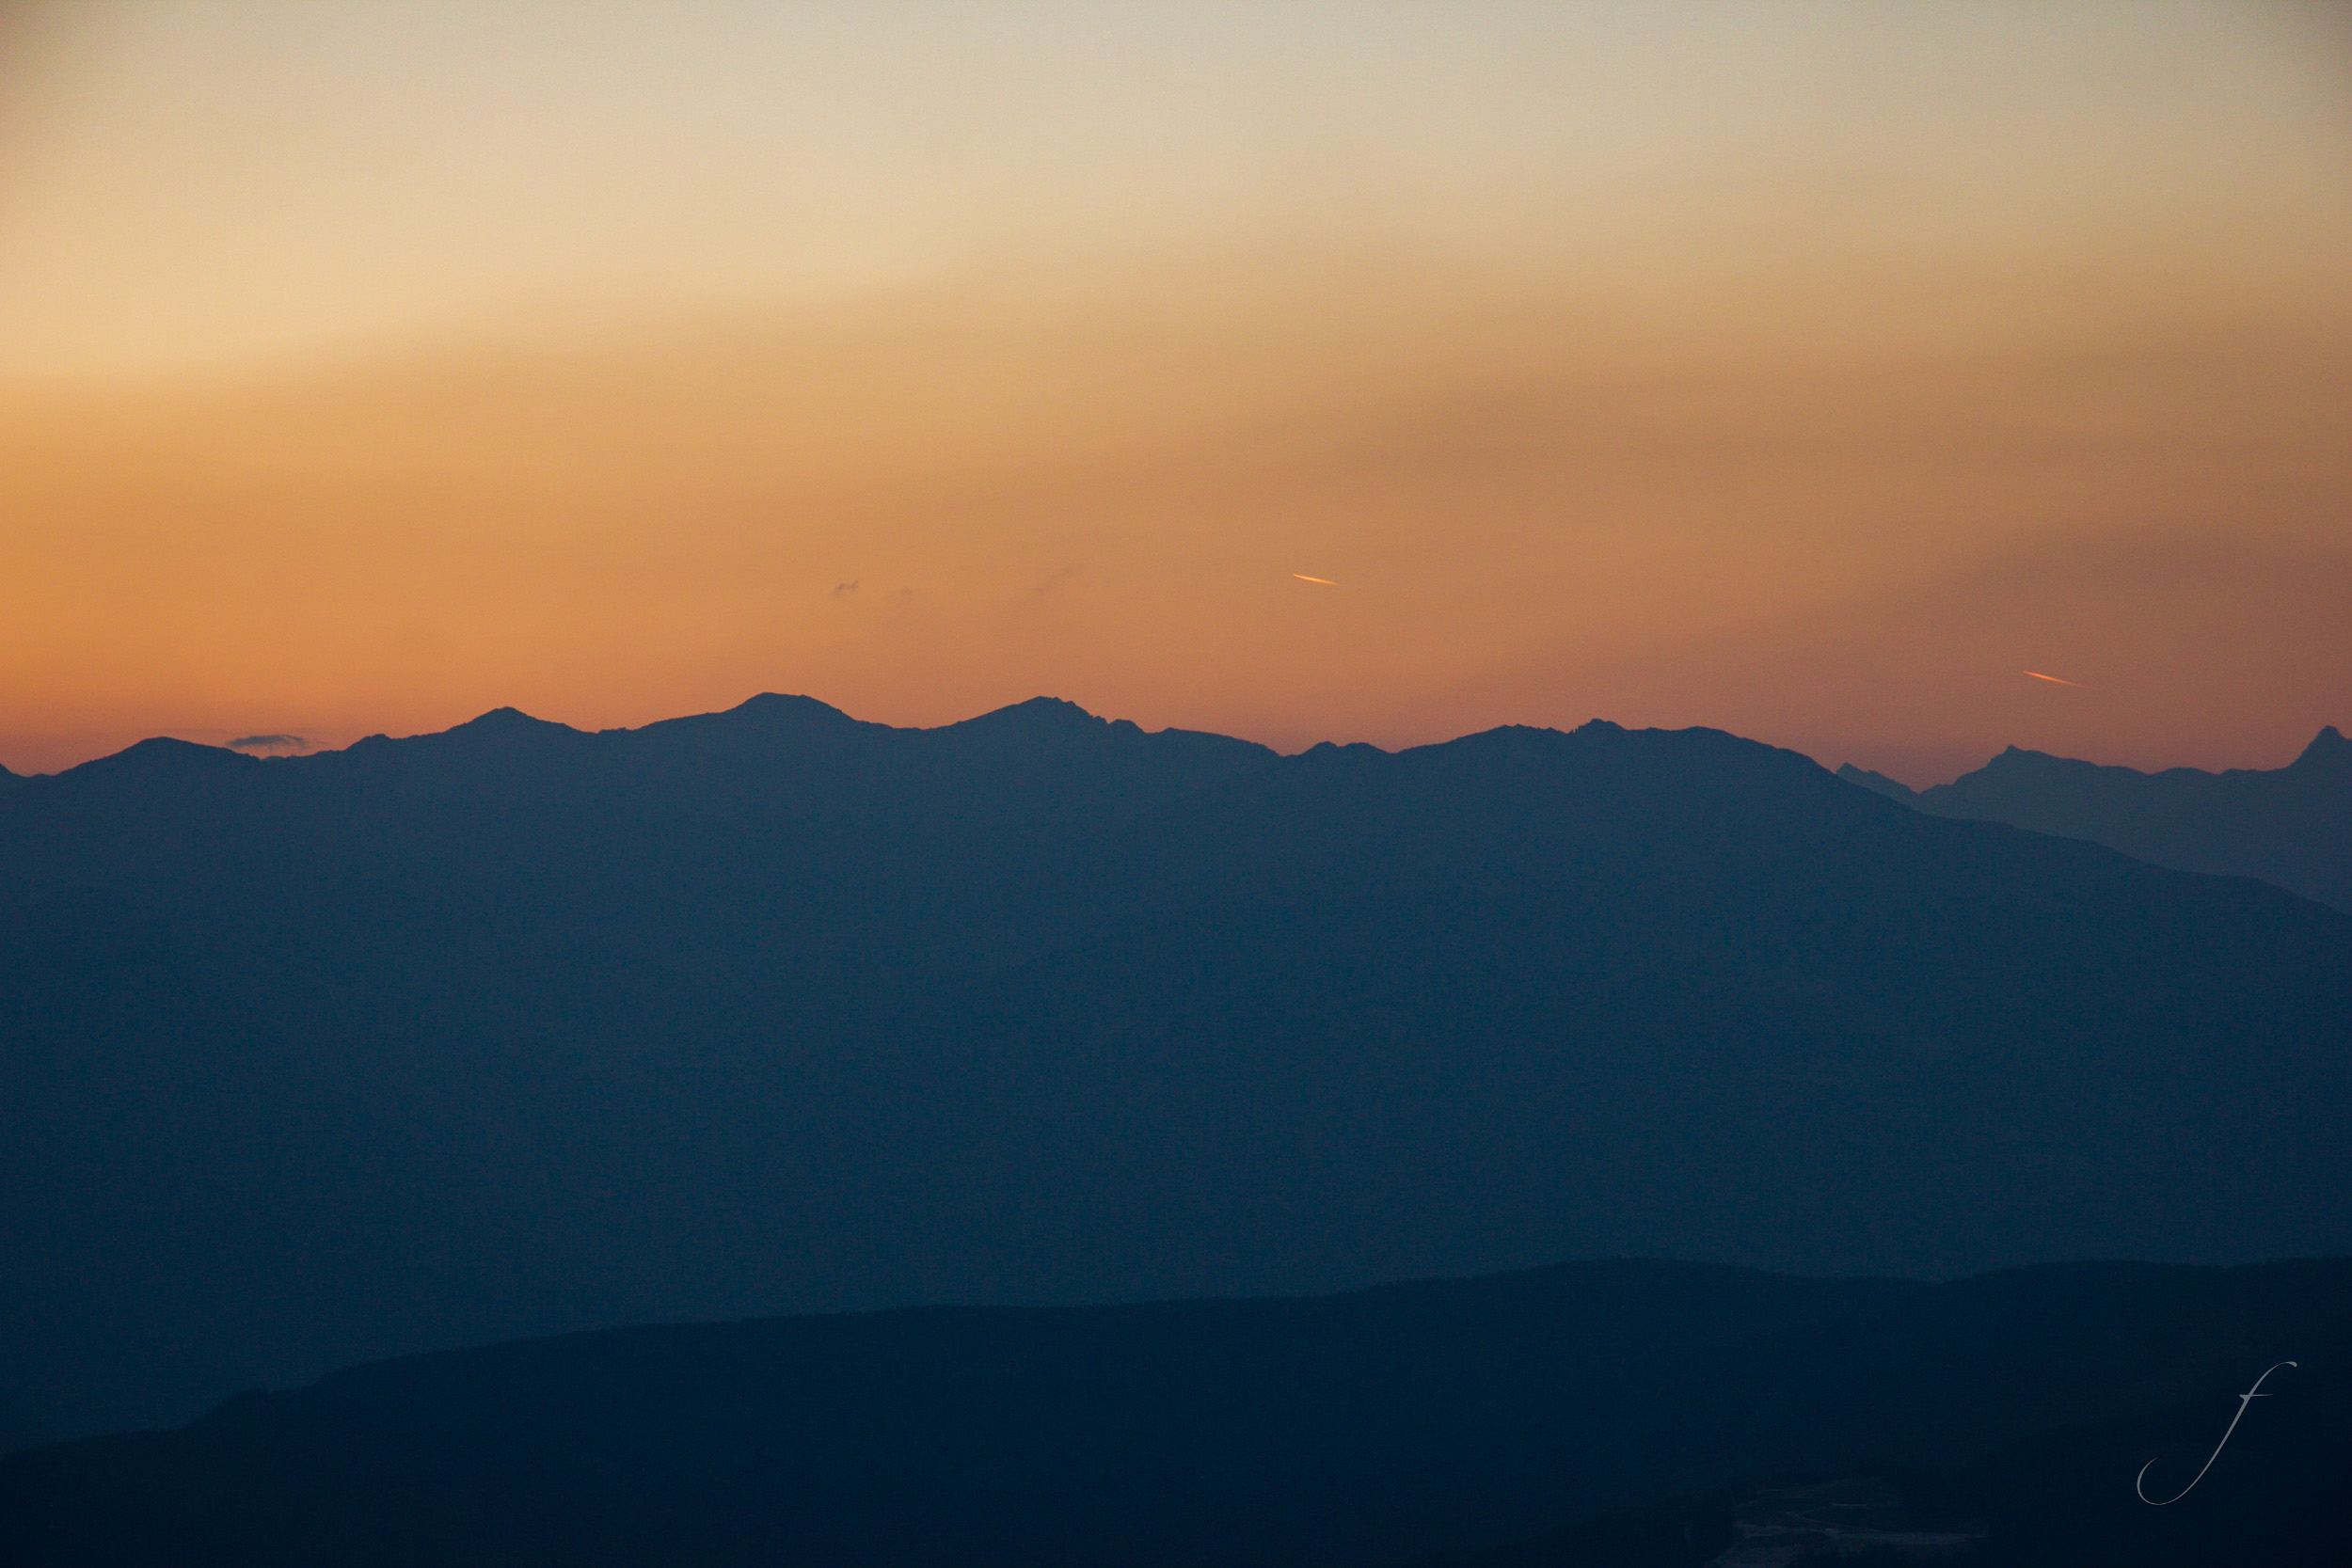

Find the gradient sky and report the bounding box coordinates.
[4,1,2347,782]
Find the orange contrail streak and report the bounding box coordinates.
[2024,671,2079,686]
[1293,574,1338,585]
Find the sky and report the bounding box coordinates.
[3,1,2347,783]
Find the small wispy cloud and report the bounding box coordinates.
[1293,574,1337,585]
[2023,671,2079,687]
[833,579,859,596]
[228,734,306,751]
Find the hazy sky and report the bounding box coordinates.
[4,1,2347,780]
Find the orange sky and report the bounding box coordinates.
[4,2,2348,783]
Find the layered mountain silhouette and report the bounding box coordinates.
[4,1258,2345,1566]
[5,696,2351,1453]
[1839,726,2351,912]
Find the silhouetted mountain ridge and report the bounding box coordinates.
[1837,725,2351,911]
[4,696,2349,1453]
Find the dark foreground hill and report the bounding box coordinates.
[3,1258,2346,1567]
[5,696,2351,1451]
[1422,1344,2352,1568]
[1416,1381,2352,1568]
[1840,725,2352,912]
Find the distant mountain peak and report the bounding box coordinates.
[698,692,865,737]
[1005,695,1097,720]
[419,707,590,753]
[727,692,854,723]
[946,696,1105,736]
[451,705,564,733]
[2294,724,2349,768]
[62,735,255,782]
[1884,730,2350,912]
[1296,738,1390,764]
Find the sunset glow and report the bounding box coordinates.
[4,2,2346,784]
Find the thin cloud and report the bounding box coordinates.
[2023,671,2079,687]
[1293,574,1338,585]
[833,580,859,596]
[228,734,306,751]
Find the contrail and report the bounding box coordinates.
[1293,574,1338,585]
[2023,671,2079,686]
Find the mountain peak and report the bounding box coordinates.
[450,705,562,733]
[2293,724,2349,769]
[726,692,855,725]
[427,706,586,745]
[1886,730,2350,912]
[1979,744,2076,774]
[946,696,1105,736]
[63,735,255,782]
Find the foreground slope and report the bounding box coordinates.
[1840,725,2352,911]
[1421,1354,2352,1568]
[4,696,2350,1449]
[3,1259,2346,1567]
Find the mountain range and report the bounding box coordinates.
[4,697,2349,1455]
[1839,726,2351,912]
